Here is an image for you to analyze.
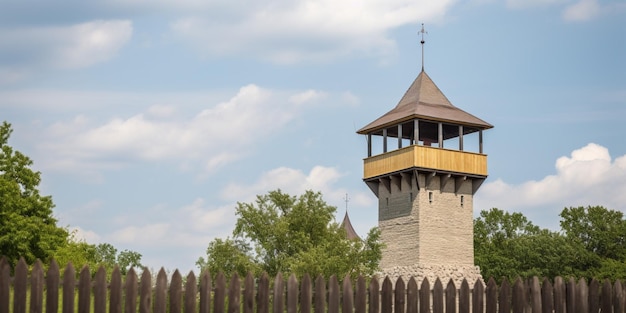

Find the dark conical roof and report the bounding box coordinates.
[341,212,361,241]
[357,70,493,134]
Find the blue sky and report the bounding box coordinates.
[1,0,625,272]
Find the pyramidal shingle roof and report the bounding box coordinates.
[357,70,493,134]
[341,212,361,241]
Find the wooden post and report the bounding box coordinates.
[45,260,60,313]
[124,268,138,313]
[395,277,405,313]
[155,268,168,313]
[244,273,255,313]
[213,272,226,313]
[139,268,152,313]
[185,272,198,313]
[78,265,91,313]
[383,129,388,153]
[29,261,44,313]
[109,267,122,313]
[433,279,444,313]
[300,274,312,313]
[315,275,326,313]
[407,278,418,313]
[94,267,107,313]
[228,273,241,313]
[170,270,183,313]
[420,278,430,313]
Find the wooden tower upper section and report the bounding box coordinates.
[357,69,493,188]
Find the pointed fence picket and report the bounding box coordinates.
[2,257,626,313]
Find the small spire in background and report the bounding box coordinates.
[419,23,428,72]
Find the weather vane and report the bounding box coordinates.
[419,23,428,71]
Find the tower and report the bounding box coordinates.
[357,29,493,279]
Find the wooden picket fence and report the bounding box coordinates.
[2,258,626,313]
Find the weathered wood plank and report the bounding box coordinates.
[273,273,285,313]
[565,277,576,313]
[576,278,588,313]
[601,279,613,313]
[30,260,44,313]
[588,278,599,313]
[94,266,107,313]
[419,278,430,313]
[407,278,418,313]
[498,278,510,313]
[170,270,183,313]
[369,276,380,313]
[553,277,565,313]
[244,273,255,313]
[13,258,28,313]
[472,279,484,313]
[529,276,541,313]
[540,278,553,313]
[0,258,10,313]
[228,273,241,313]
[45,260,60,313]
[433,278,444,313]
[314,275,326,313]
[184,272,198,313]
[381,277,393,313]
[328,275,340,313]
[614,280,624,313]
[485,278,497,313]
[446,280,457,313]
[199,271,212,313]
[139,268,153,313]
[154,268,168,313]
[78,265,91,313]
[109,267,122,313]
[214,272,226,313]
[62,263,76,313]
[355,276,367,313]
[395,277,406,313]
[511,278,524,313]
[258,273,269,313]
[288,274,299,313]
[124,268,138,313]
[343,275,354,313]
[459,279,470,313]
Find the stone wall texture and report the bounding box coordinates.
[377,264,484,288]
[378,172,477,270]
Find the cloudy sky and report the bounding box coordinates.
[2,0,625,272]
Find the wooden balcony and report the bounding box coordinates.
[363,145,487,179]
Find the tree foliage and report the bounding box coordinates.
[475,206,626,282]
[54,233,143,276]
[0,121,143,273]
[0,122,68,266]
[197,190,383,279]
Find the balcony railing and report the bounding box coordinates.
[363,145,487,179]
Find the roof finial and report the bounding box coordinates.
[343,193,350,213]
[419,23,428,72]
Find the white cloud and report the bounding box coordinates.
[506,0,565,9]
[562,0,601,21]
[36,85,307,175]
[0,20,132,81]
[476,143,626,228]
[220,165,374,211]
[169,0,455,63]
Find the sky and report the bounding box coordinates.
[1,0,625,273]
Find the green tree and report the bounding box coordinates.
[54,232,143,277]
[197,190,383,279]
[474,208,587,281]
[560,206,626,260]
[0,121,68,267]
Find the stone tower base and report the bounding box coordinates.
[377,264,484,289]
